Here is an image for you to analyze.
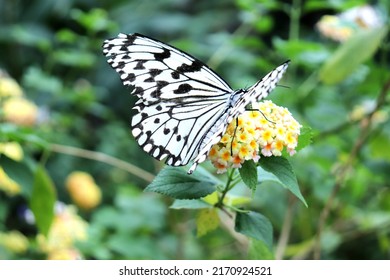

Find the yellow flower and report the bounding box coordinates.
[316,5,383,42]
[47,248,82,260]
[0,142,24,161]
[259,129,273,145]
[220,134,232,144]
[0,167,21,196]
[0,76,23,98]
[2,97,38,126]
[238,145,252,160]
[0,230,29,254]
[66,171,102,210]
[271,140,284,156]
[37,204,88,259]
[221,149,232,162]
[208,100,301,174]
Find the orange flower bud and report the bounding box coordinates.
[66,171,101,210]
[2,97,38,126]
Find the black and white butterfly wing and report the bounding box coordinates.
[103,33,234,167]
[188,61,290,173]
[103,33,289,174]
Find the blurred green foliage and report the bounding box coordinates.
[0,0,389,260]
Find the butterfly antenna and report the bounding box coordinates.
[245,108,276,124]
[276,84,290,89]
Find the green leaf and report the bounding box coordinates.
[0,155,34,197]
[248,239,274,260]
[239,160,258,191]
[53,49,96,68]
[0,123,47,148]
[29,166,56,236]
[144,166,216,199]
[296,126,313,152]
[170,199,211,209]
[196,208,220,237]
[319,27,388,84]
[235,211,273,251]
[258,157,307,207]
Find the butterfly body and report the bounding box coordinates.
[103,33,289,174]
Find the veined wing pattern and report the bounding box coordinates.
[103,33,289,174]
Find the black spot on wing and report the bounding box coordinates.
[119,45,128,52]
[133,86,144,95]
[156,81,169,88]
[174,83,193,94]
[116,60,126,69]
[171,72,180,80]
[176,60,203,73]
[150,69,163,77]
[125,34,137,45]
[135,61,146,70]
[144,77,155,83]
[154,48,171,61]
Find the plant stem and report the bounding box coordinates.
[275,194,296,259]
[215,168,236,208]
[289,0,301,41]
[49,143,155,182]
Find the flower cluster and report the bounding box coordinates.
[316,5,383,42]
[0,73,39,126]
[0,230,29,254]
[66,171,102,210]
[208,100,301,174]
[0,142,24,196]
[37,202,88,260]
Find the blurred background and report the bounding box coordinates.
[0,0,389,259]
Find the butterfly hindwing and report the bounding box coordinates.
[188,62,290,173]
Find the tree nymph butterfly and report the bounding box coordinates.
[103,33,289,174]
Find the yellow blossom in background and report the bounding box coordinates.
[208,100,301,174]
[349,101,389,125]
[0,73,39,126]
[47,248,82,260]
[37,204,88,259]
[0,230,29,254]
[0,167,21,195]
[0,143,23,195]
[2,97,38,126]
[66,171,102,210]
[316,5,383,42]
[0,142,24,161]
[0,75,24,98]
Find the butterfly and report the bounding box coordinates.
[103,33,289,174]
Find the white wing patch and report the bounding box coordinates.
[103,33,289,174]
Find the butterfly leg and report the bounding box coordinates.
[230,118,239,156]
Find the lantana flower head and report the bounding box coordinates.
[316,5,383,42]
[208,100,301,174]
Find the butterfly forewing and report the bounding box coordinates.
[103,33,232,95]
[103,33,234,167]
[103,33,289,174]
